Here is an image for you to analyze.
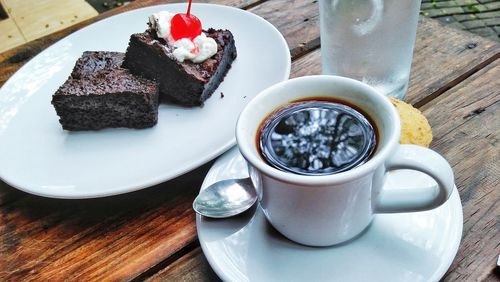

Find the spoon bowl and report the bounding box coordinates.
[193,178,257,218]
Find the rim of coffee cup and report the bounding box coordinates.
[236,75,401,186]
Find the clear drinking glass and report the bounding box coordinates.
[319,0,421,100]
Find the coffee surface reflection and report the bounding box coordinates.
[258,100,376,175]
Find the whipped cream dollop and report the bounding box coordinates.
[149,11,173,38]
[148,11,217,63]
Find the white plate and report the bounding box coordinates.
[197,147,463,282]
[0,4,291,198]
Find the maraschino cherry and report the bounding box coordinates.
[170,0,202,41]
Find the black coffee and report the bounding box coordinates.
[258,99,376,176]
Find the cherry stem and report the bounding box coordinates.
[187,0,192,16]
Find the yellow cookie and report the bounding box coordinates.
[389,97,433,147]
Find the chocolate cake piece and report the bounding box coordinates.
[123,28,237,106]
[52,51,159,131]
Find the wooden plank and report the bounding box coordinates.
[0,18,26,53]
[0,162,212,281]
[2,0,98,41]
[248,0,319,58]
[408,18,500,107]
[419,60,500,281]
[146,247,220,282]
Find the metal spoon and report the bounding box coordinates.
[193,178,257,218]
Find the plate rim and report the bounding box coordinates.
[0,3,291,199]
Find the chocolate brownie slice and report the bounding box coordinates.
[52,51,159,131]
[123,28,237,106]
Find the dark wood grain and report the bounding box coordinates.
[407,18,500,107]
[146,246,220,282]
[248,0,319,58]
[0,2,8,20]
[0,162,213,281]
[420,60,499,281]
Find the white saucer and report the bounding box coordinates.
[196,147,463,282]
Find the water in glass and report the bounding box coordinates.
[319,0,421,99]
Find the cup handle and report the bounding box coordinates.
[374,144,455,213]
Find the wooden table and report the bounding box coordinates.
[0,1,498,281]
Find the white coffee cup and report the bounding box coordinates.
[236,75,454,247]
